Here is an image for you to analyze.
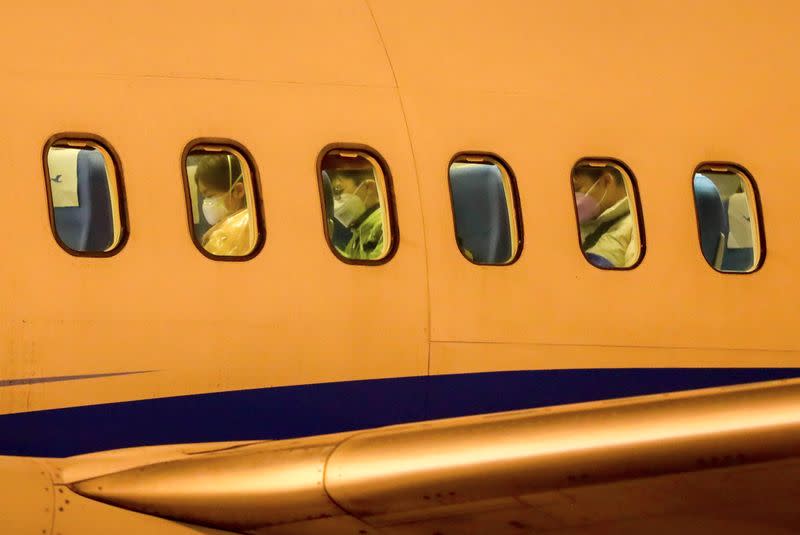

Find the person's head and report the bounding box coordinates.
[322,153,380,226]
[196,153,245,225]
[572,164,627,223]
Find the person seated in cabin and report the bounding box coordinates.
[572,164,636,268]
[197,154,253,256]
[324,154,384,260]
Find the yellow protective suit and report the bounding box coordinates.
[579,198,638,268]
[201,209,254,256]
[341,208,385,260]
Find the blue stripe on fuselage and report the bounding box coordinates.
[1,368,799,458]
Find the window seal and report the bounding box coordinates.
[692,161,766,274]
[315,142,399,266]
[570,156,646,271]
[447,151,524,266]
[180,138,266,262]
[42,132,129,258]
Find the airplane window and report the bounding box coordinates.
[693,163,763,273]
[318,146,396,263]
[571,159,644,269]
[43,135,127,256]
[448,154,522,265]
[182,141,263,259]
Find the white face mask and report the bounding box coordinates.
[202,193,230,226]
[201,171,244,226]
[333,192,367,227]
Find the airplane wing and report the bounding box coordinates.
[33,378,800,534]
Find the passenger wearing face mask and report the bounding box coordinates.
[196,154,253,256]
[573,165,636,268]
[323,154,385,260]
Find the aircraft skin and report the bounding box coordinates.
[1,1,800,534]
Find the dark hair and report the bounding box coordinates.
[321,153,374,185]
[195,153,242,193]
[573,164,623,185]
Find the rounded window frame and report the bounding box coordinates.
[180,138,266,262]
[692,161,766,274]
[569,156,646,271]
[42,132,130,258]
[447,151,524,266]
[315,143,399,266]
